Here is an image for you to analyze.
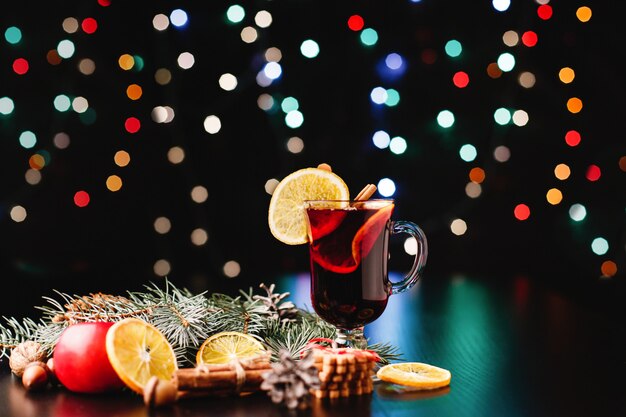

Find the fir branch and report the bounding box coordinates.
[0,317,47,358]
[128,281,213,350]
[365,341,403,365]
[207,293,266,336]
[263,319,336,361]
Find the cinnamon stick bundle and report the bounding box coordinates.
[175,365,271,392]
[144,360,274,407]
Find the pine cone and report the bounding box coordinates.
[254,283,299,323]
[261,349,321,409]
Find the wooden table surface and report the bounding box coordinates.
[1,273,625,417]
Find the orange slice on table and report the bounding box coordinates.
[376,362,452,390]
[196,331,267,365]
[268,166,350,245]
[105,317,178,395]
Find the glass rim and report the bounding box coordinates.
[303,199,395,208]
[303,198,394,203]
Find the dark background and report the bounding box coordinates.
[1,1,624,318]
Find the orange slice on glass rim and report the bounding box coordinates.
[268,167,350,245]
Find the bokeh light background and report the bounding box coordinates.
[1,0,624,314]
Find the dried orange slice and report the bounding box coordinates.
[376,362,451,390]
[105,317,178,395]
[196,331,266,365]
[268,167,350,245]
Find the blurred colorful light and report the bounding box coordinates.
[537,4,553,20]
[226,5,245,23]
[203,115,221,134]
[569,203,586,221]
[585,164,601,181]
[389,136,407,154]
[450,218,468,236]
[57,39,75,58]
[126,84,143,100]
[152,14,169,31]
[546,188,563,205]
[81,17,98,34]
[469,167,485,184]
[106,175,123,192]
[554,163,571,180]
[255,10,273,28]
[496,52,515,72]
[493,145,511,162]
[372,131,390,149]
[444,40,462,58]
[521,31,538,47]
[565,130,581,146]
[559,67,575,84]
[12,58,29,75]
[385,89,400,106]
[601,261,617,277]
[347,15,364,31]
[370,87,388,105]
[118,54,135,70]
[263,62,282,79]
[4,26,22,44]
[0,97,15,115]
[360,28,378,46]
[567,97,583,113]
[124,117,141,133]
[74,191,90,207]
[114,151,130,167]
[512,110,529,126]
[494,108,511,125]
[591,237,609,255]
[219,73,238,91]
[514,204,531,221]
[19,131,37,149]
[170,9,188,27]
[300,39,320,58]
[437,110,455,128]
[377,178,396,197]
[385,53,404,70]
[492,0,511,12]
[281,97,299,113]
[502,30,519,46]
[453,71,469,88]
[285,110,304,128]
[576,6,592,23]
[459,144,477,162]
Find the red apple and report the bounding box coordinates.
[53,321,125,393]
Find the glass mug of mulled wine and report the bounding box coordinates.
[304,199,427,349]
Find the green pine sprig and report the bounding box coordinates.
[0,278,402,367]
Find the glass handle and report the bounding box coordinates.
[389,220,428,295]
